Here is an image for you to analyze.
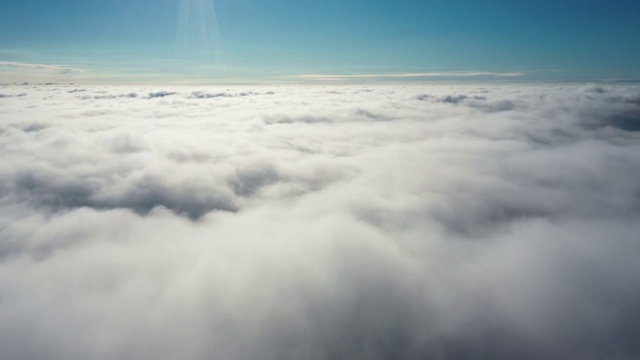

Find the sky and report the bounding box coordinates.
[0,0,639,82]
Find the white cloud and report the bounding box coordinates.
[0,84,640,359]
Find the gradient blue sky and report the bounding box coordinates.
[1,0,639,83]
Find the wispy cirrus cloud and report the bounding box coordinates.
[296,71,525,81]
[0,61,85,74]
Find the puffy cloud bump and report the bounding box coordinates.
[1,83,640,359]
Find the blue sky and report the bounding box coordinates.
[1,0,639,83]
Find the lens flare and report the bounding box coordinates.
[177,0,222,61]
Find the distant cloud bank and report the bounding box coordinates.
[0,84,639,359]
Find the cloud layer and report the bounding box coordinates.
[1,83,640,359]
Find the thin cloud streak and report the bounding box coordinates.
[297,71,525,81]
[0,61,85,74]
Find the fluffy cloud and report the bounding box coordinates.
[0,83,640,359]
